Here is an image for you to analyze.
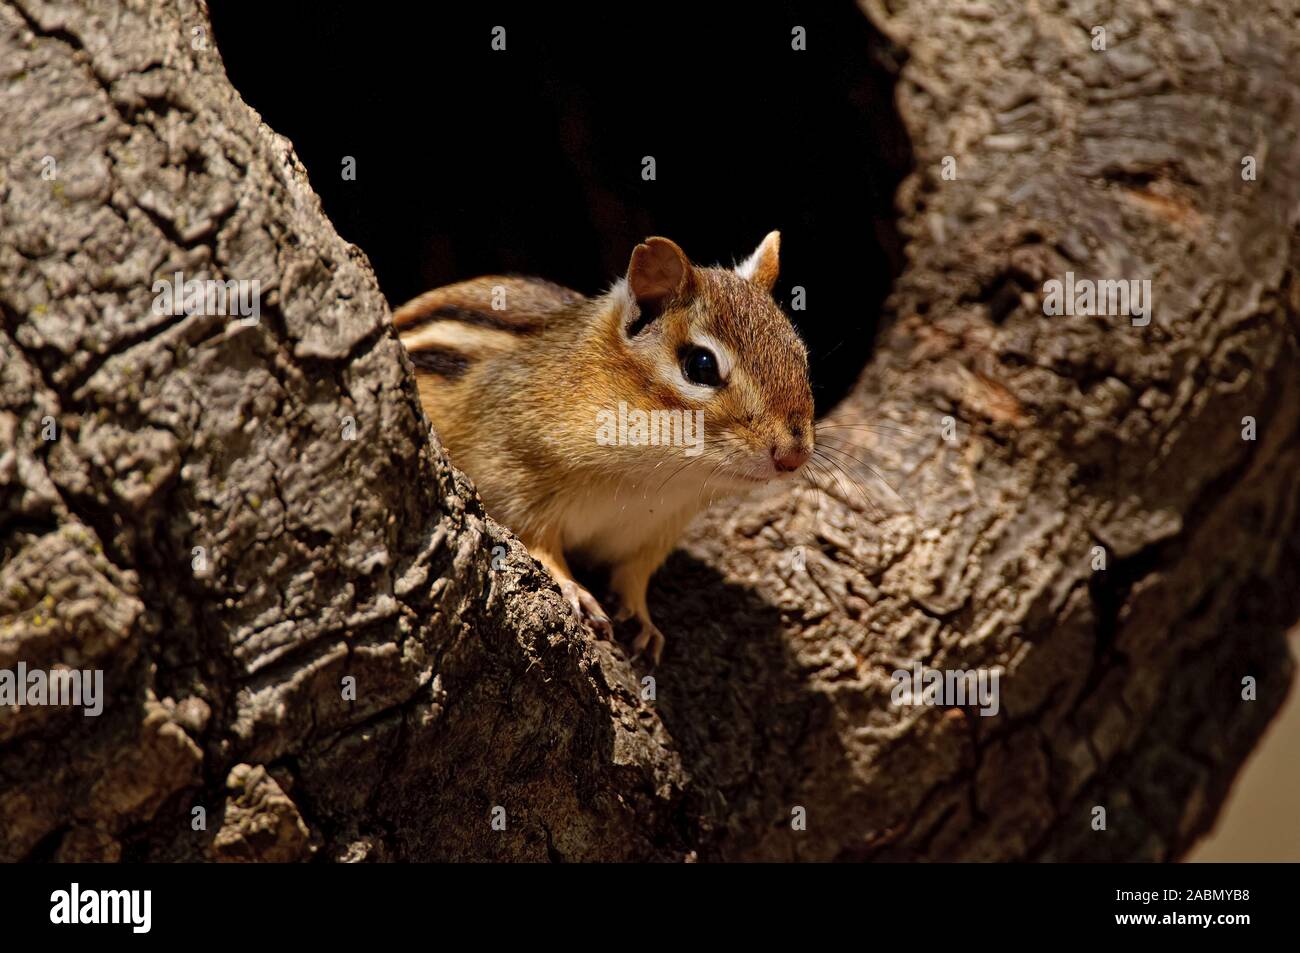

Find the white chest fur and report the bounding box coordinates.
[559,474,717,564]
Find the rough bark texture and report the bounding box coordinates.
[1,0,1297,861]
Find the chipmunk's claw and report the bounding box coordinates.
[561,578,612,638]
[630,619,666,666]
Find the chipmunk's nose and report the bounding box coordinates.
[771,444,810,473]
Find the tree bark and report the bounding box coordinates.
[1,0,1297,861]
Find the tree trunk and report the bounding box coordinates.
[1,0,1296,862]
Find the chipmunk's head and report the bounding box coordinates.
[606,232,814,490]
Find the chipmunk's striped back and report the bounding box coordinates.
[394,275,584,380]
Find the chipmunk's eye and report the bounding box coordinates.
[682,346,723,387]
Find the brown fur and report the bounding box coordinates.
[395,235,813,662]
[393,275,584,333]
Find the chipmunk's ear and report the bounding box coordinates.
[735,230,780,292]
[628,237,692,305]
[625,237,693,335]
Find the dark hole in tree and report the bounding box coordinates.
[209,1,912,416]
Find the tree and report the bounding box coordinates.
[1,0,1296,861]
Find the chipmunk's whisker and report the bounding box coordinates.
[814,440,911,511]
[815,451,881,517]
[655,449,711,497]
[801,458,833,510]
[811,448,886,520]
[815,421,922,438]
[700,449,745,505]
[803,456,871,538]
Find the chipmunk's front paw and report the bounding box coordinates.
[560,578,613,638]
[630,619,666,666]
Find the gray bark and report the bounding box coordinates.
[0,0,1296,861]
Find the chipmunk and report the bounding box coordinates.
[393,232,814,663]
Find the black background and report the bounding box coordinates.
[208,0,912,414]
[5,861,1279,939]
